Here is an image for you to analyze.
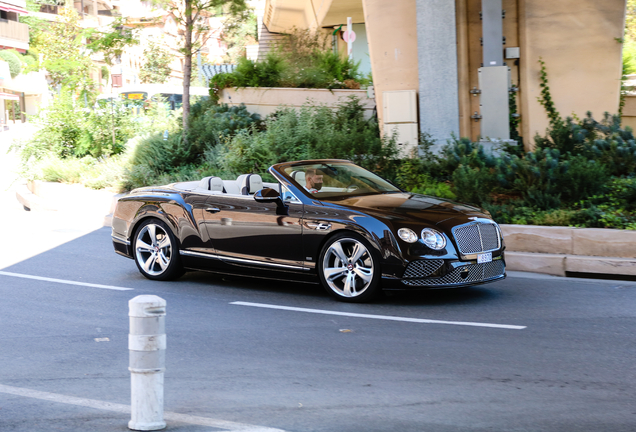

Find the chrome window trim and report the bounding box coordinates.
[180,250,308,271]
[280,183,301,204]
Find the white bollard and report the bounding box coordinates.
[128,295,167,431]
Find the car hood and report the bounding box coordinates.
[326,192,491,226]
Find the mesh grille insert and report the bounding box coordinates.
[403,260,444,279]
[453,222,501,255]
[402,260,505,287]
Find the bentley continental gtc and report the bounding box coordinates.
[111,159,506,302]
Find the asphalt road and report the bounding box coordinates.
[1,216,635,431]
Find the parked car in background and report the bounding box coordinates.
[97,84,209,113]
[111,160,506,302]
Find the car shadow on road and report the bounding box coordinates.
[179,270,327,298]
[382,285,499,306]
[178,270,499,307]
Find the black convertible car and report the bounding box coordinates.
[112,159,505,302]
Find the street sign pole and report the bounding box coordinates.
[347,17,353,59]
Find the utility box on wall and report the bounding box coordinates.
[478,66,510,141]
[383,90,419,156]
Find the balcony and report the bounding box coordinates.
[0,19,29,50]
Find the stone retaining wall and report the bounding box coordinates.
[501,225,636,277]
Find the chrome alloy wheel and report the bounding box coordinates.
[135,223,173,276]
[322,237,375,298]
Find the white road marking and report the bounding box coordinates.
[0,384,285,432]
[0,271,133,291]
[231,301,527,330]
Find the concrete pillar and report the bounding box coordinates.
[361,0,420,129]
[128,295,167,431]
[415,0,461,151]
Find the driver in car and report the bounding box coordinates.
[305,169,323,193]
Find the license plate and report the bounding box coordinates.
[477,252,492,264]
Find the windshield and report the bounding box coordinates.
[283,162,401,198]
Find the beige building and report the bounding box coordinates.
[263,0,626,151]
[0,0,29,127]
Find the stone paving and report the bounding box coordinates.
[0,123,110,270]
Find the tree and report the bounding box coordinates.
[221,7,257,64]
[85,18,139,67]
[139,41,172,84]
[152,0,247,138]
[36,7,94,94]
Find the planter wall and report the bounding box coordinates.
[501,224,636,277]
[218,87,376,119]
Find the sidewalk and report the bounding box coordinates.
[0,122,34,210]
[0,123,117,269]
[1,122,120,222]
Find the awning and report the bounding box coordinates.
[0,2,29,15]
[0,92,20,101]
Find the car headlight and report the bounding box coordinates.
[421,228,446,250]
[397,228,418,243]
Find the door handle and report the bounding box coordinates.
[205,206,221,213]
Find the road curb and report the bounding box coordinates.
[16,180,123,227]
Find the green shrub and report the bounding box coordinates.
[21,92,85,159]
[278,50,363,89]
[0,50,22,78]
[19,93,138,160]
[451,164,499,205]
[122,133,218,191]
[188,100,262,153]
[128,133,195,174]
[210,54,286,100]
[76,101,138,157]
[209,28,367,97]
[216,96,397,178]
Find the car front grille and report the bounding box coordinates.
[402,259,505,287]
[402,259,444,279]
[452,222,501,255]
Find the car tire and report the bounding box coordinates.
[318,233,381,302]
[133,218,184,281]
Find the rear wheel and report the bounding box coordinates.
[318,233,381,302]
[133,218,183,281]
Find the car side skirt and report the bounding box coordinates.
[180,250,309,272]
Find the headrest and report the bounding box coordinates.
[237,174,263,195]
[291,170,305,186]
[198,176,225,192]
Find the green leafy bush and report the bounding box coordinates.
[188,100,262,152]
[18,92,85,160]
[216,96,397,178]
[0,50,22,78]
[209,28,367,99]
[210,54,286,100]
[17,93,137,160]
[76,102,138,157]
[121,134,215,191]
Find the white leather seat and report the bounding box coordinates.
[222,180,240,195]
[236,174,264,195]
[197,176,225,192]
[291,170,305,186]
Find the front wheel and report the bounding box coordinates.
[318,233,381,302]
[133,218,183,281]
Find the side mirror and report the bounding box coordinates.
[254,188,288,215]
[254,187,280,202]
